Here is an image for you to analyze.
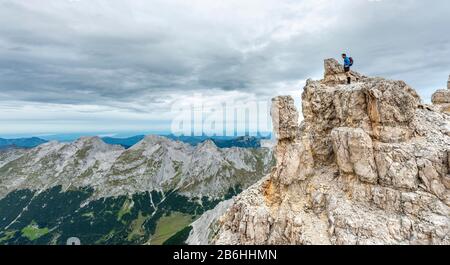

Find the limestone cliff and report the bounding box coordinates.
[212,59,450,245]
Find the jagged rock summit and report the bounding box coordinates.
[212,59,450,245]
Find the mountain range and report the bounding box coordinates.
[0,138,48,149]
[0,135,274,245]
[0,135,269,150]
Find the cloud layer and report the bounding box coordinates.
[0,0,449,135]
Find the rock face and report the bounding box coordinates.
[432,75,450,113]
[212,59,450,245]
[186,199,235,245]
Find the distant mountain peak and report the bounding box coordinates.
[141,135,173,145]
[75,136,102,144]
[197,139,217,149]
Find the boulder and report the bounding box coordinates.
[432,89,450,104]
[431,75,450,114]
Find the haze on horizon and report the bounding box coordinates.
[0,0,449,137]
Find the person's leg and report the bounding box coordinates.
[344,67,351,84]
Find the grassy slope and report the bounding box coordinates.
[150,212,195,245]
[0,187,232,245]
[21,222,50,241]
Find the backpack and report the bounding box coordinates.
[349,57,354,66]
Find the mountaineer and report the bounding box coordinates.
[342,53,354,84]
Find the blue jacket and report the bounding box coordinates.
[344,56,351,67]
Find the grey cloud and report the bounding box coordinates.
[0,0,449,112]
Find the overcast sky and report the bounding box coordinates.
[0,0,449,136]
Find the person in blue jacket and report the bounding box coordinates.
[342,53,353,84]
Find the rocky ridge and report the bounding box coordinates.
[212,59,450,245]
